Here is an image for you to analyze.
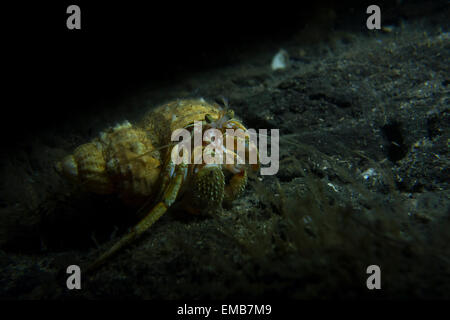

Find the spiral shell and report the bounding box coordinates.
[139,99,222,146]
[58,140,113,194]
[57,99,223,204]
[57,121,161,203]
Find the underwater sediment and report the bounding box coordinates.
[0,1,449,299]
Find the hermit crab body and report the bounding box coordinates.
[56,99,259,271]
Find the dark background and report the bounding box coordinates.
[4,1,422,144]
[1,0,449,300]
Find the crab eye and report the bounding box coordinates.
[205,114,214,123]
[226,109,234,119]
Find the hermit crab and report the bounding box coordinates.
[56,99,259,271]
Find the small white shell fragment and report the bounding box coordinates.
[271,49,289,71]
[327,182,339,192]
[362,168,377,180]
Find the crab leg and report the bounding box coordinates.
[224,169,248,204]
[87,163,188,273]
[223,132,260,171]
[221,133,260,204]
